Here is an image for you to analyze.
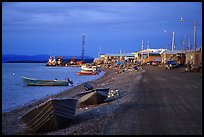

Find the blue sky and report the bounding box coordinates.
[2,2,202,58]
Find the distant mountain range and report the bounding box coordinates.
[2,54,94,63]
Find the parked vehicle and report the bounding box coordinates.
[165,60,178,69]
[152,61,160,66]
[146,62,151,65]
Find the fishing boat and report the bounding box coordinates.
[20,98,78,132]
[81,64,97,71]
[77,88,109,105]
[81,64,101,73]
[46,56,56,66]
[46,51,57,66]
[76,70,98,75]
[22,76,73,86]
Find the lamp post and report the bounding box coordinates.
[180,17,197,65]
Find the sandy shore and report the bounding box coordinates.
[2,66,143,135]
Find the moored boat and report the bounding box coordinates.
[20,98,78,132]
[76,70,98,75]
[81,64,101,73]
[77,88,109,105]
[22,76,72,86]
[81,64,97,71]
[46,55,56,66]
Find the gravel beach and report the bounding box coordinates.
[2,66,143,135]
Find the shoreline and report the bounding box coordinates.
[2,66,143,135]
[2,70,105,113]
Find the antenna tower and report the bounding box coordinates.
[82,32,85,62]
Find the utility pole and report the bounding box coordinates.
[98,46,101,58]
[171,32,175,59]
[120,49,122,62]
[82,32,85,62]
[182,35,186,66]
[193,21,197,65]
[188,32,191,51]
[141,40,144,64]
[180,18,197,65]
[147,41,150,63]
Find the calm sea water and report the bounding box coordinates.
[2,63,105,112]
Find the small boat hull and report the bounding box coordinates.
[20,98,78,132]
[76,71,97,75]
[22,77,69,86]
[77,88,109,106]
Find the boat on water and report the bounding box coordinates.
[81,64,101,73]
[46,51,57,66]
[81,64,97,71]
[76,70,98,75]
[20,98,78,132]
[76,64,101,75]
[77,88,109,106]
[22,76,73,86]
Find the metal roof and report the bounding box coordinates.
[105,53,135,57]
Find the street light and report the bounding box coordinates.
[180,17,197,65]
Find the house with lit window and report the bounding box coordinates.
[134,48,166,64]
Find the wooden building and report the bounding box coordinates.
[101,53,135,65]
[134,49,166,65]
[160,50,185,65]
[185,47,202,65]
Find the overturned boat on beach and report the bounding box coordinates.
[22,76,73,86]
[77,88,109,106]
[20,98,78,132]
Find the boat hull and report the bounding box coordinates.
[77,88,109,106]
[76,71,97,75]
[20,98,78,132]
[22,77,69,86]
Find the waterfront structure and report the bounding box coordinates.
[46,55,56,66]
[101,53,135,65]
[185,47,202,65]
[57,56,63,66]
[93,57,104,65]
[134,48,166,64]
[160,49,186,65]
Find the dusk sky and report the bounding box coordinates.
[2,2,202,58]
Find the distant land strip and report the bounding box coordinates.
[5,59,94,63]
[2,55,94,63]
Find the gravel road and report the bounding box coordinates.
[102,66,202,135]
